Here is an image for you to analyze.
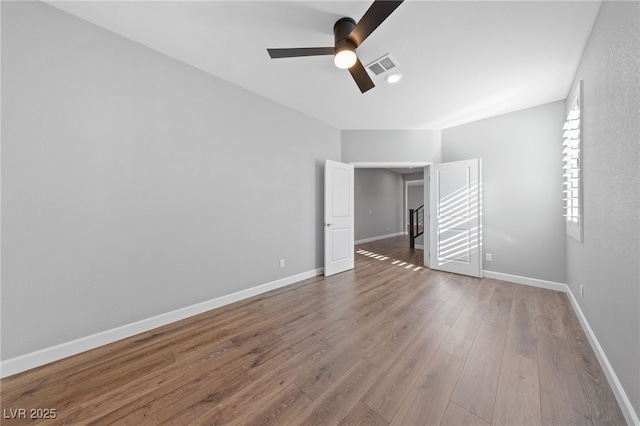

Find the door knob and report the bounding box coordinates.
[326,223,331,227]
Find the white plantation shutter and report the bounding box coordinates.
[563,81,582,242]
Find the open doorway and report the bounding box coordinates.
[405,178,424,249]
[325,160,482,279]
[351,162,429,268]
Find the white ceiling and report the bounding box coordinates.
[48,0,601,130]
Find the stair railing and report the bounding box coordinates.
[409,205,425,249]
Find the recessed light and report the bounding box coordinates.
[386,73,402,84]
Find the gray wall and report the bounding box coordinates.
[407,185,424,210]
[442,101,567,283]
[566,1,640,415]
[1,2,340,360]
[342,130,441,163]
[403,172,424,182]
[354,169,404,242]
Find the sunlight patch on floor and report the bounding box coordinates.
[356,249,423,272]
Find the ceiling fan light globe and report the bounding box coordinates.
[334,49,357,69]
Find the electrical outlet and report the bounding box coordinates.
[279,259,285,269]
[485,253,492,262]
[580,284,584,299]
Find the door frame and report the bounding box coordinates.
[350,162,432,169]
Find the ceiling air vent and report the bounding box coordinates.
[366,54,398,76]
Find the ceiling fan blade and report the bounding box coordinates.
[348,57,375,93]
[267,47,334,59]
[349,0,404,47]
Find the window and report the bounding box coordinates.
[563,80,582,242]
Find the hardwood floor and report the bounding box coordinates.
[1,236,626,425]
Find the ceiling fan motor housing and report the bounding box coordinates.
[334,17,356,46]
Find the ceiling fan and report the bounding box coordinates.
[267,1,404,94]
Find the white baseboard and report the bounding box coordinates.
[564,287,640,426]
[0,268,323,379]
[482,270,568,293]
[482,270,639,425]
[355,232,405,245]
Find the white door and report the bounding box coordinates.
[427,159,482,278]
[324,159,354,276]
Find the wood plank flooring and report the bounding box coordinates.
[0,236,626,425]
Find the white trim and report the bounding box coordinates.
[564,289,640,426]
[482,270,639,425]
[350,162,432,169]
[355,232,405,245]
[0,268,323,378]
[482,270,568,292]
